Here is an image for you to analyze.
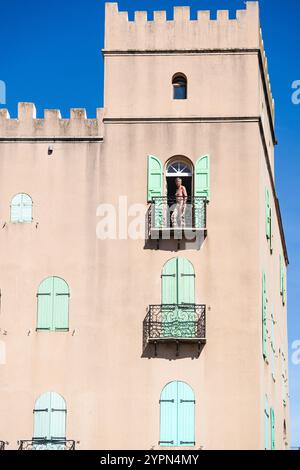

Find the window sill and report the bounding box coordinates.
[36,329,69,333]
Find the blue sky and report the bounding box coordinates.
[0,0,299,447]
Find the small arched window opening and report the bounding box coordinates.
[172,74,187,100]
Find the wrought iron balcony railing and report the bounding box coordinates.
[143,304,206,355]
[18,439,75,450]
[148,196,207,238]
[0,441,5,450]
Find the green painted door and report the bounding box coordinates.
[159,381,195,447]
[34,392,66,450]
[161,258,195,337]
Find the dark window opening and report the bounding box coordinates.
[173,74,187,100]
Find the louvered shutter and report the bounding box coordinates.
[37,277,54,330]
[264,396,270,450]
[159,381,177,446]
[53,277,69,331]
[34,392,51,439]
[10,194,22,222]
[270,408,275,450]
[262,272,268,360]
[50,392,67,440]
[177,381,195,447]
[162,258,177,337]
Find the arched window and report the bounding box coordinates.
[159,381,195,447]
[37,277,70,331]
[34,392,67,449]
[161,258,195,337]
[172,74,187,100]
[10,193,33,223]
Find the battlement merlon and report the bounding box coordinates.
[103,2,274,121]
[0,103,104,139]
[104,2,261,51]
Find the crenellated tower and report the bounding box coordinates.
[0,2,289,451]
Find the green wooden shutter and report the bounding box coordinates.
[34,392,51,439]
[177,258,195,305]
[264,396,270,450]
[159,381,177,446]
[177,258,196,338]
[178,381,195,447]
[21,193,33,222]
[270,408,275,450]
[281,352,286,406]
[195,156,209,228]
[147,155,163,202]
[265,188,271,244]
[279,255,283,296]
[37,277,54,330]
[271,309,275,381]
[280,255,286,306]
[162,258,178,337]
[50,392,66,440]
[262,272,268,360]
[162,258,177,305]
[10,193,22,222]
[195,155,210,200]
[11,193,33,222]
[53,277,69,331]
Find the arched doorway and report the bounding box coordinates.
[166,160,193,203]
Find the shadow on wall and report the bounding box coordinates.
[144,235,206,251]
[141,342,205,360]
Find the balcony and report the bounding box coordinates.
[147,197,207,242]
[18,439,75,450]
[143,304,206,357]
[0,441,5,450]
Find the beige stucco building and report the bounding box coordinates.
[0,2,289,450]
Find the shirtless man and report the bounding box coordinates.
[171,177,187,227]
